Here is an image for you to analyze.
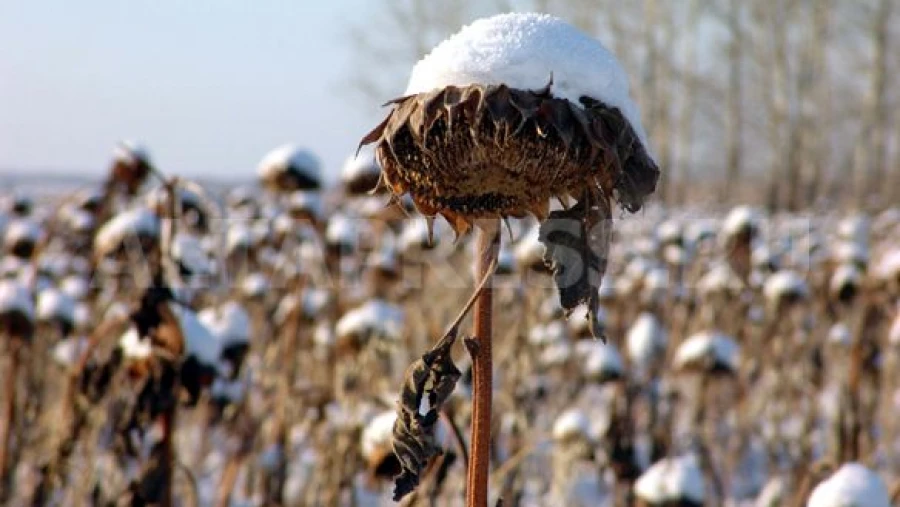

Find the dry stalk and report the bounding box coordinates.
[265,277,308,504]
[693,372,724,504]
[844,299,868,462]
[215,443,250,507]
[490,438,540,489]
[890,479,900,505]
[0,338,21,499]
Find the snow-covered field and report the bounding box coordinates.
[2,10,898,506]
[0,166,898,506]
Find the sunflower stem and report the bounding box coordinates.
[0,339,20,500]
[466,220,500,507]
[160,392,177,507]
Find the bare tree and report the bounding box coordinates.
[749,0,807,211]
[653,1,676,204]
[851,0,893,209]
[722,0,745,204]
[799,0,833,208]
[672,0,704,205]
[346,2,478,103]
[750,0,784,211]
[780,0,806,212]
[893,96,900,203]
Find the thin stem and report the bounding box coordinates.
[440,409,469,473]
[0,339,20,500]
[466,220,500,507]
[159,393,177,507]
[157,303,186,507]
[177,459,200,507]
[432,255,498,353]
[215,454,244,507]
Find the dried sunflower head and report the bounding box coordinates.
[257,144,322,193]
[342,148,383,196]
[359,13,659,235]
[0,280,35,342]
[109,141,153,196]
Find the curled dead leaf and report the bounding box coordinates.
[538,189,612,341]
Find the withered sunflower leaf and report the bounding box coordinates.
[391,332,461,501]
[538,191,611,341]
[393,469,422,501]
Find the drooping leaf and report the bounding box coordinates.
[392,409,439,500]
[390,258,496,500]
[538,189,612,341]
[391,331,462,501]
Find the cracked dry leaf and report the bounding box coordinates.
[539,190,612,341]
[391,331,462,500]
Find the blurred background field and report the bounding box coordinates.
[1,2,899,507]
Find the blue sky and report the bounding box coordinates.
[0,0,387,182]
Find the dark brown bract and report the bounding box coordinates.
[360,83,659,233]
